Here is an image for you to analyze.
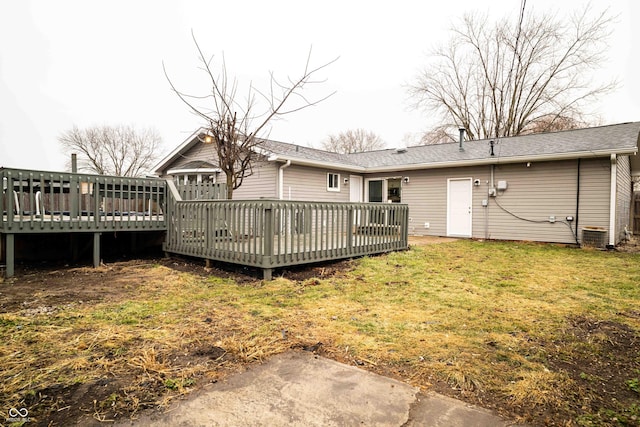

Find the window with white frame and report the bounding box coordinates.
[327,172,340,192]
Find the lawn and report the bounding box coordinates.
[1,239,639,426]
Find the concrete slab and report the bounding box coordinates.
[406,392,516,426]
[116,351,516,426]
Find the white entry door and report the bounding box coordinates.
[447,178,472,237]
[349,175,363,202]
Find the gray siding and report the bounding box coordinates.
[281,165,351,202]
[616,155,632,242]
[159,138,626,245]
[168,141,215,170]
[233,161,278,200]
[159,141,279,200]
[577,158,612,240]
[485,158,611,244]
[392,158,612,245]
[484,161,579,243]
[397,166,487,237]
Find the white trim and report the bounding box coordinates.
[171,171,220,185]
[327,172,341,192]
[153,127,209,174]
[268,148,638,174]
[364,177,387,202]
[268,154,366,172]
[279,160,291,199]
[362,149,638,173]
[609,154,617,246]
[447,178,473,237]
[167,167,221,175]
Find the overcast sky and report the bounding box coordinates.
[1,0,639,172]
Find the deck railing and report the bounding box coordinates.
[175,181,227,201]
[164,198,409,279]
[2,168,409,279]
[1,167,166,233]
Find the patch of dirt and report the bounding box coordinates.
[408,235,460,245]
[21,376,155,427]
[158,253,359,283]
[617,235,640,253]
[540,316,640,425]
[0,260,159,313]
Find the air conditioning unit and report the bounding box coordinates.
[581,227,607,249]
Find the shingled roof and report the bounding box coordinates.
[262,122,640,172]
[155,122,640,175]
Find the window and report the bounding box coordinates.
[368,180,383,202]
[327,173,340,192]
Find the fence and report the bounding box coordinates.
[164,197,409,279]
[634,192,640,233]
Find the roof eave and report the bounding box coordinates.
[152,127,209,176]
[363,148,638,173]
[268,155,366,172]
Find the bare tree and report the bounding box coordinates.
[409,1,616,141]
[418,126,456,145]
[321,128,385,153]
[164,34,337,199]
[58,124,162,177]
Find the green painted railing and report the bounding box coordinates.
[164,197,409,279]
[2,168,408,280]
[1,167,166,233]
[175,181,227,201]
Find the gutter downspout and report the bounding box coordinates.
[608,154,617,248]
[278,160,291,200]
[575,159,580,245]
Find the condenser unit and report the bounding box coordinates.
[581,227,607,249]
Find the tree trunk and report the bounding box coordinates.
[226,173,234,200]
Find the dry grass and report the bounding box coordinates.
[1,240,639,425]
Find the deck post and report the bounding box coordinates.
[262,203,274,280]
[70,173,79,220]
[93,232,101,268]
[347,207,354,251]
[402,206,409,248]
[5,233,14,278]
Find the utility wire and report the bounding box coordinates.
[492,196,579,244]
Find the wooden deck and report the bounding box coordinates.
[1,167,167,277]
[1,168,166,233]
[2,168,410,279]
[164,181,409,279]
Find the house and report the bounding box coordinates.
[154,122,640,247]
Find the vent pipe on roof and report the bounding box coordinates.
[458,128,465,152]
[490,140,495,156]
